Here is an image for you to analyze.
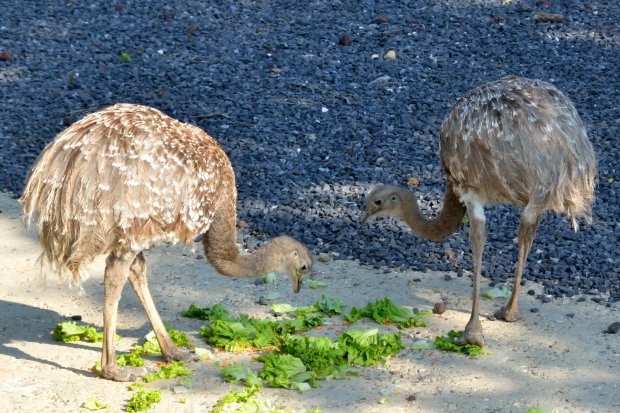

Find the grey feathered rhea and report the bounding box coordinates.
[20,103,312,381]
[364,76,597,346]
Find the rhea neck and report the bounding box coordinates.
[201,202,284,278]
[396,182,466,242]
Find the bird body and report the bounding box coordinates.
[365,76,597,346]
[22,104,233,283]
[440,76,596,228]
[21,104,311,381]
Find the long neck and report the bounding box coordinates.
[401,181,466,241]
[202,202,281,277]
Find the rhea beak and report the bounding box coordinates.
[293,269,303,293]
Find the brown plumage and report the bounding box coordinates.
[364,76,597,346]
[20,103,312,381]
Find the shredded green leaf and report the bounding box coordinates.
[145,361,192,383]
[338,328,404,367]
[278,335,354,379]
[434,330,487,356]
[305,279,328,289]
[182,303,231,321]
[127,383,145,391]
[81,398,108,410]
[53,321,105,343]
[256,352,317,391]
[314,295,345,317]
[221,364,263,387]
[345,297,429,328]
[212,385,262,413]
[125,389,161,412]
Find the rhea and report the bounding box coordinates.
[364,76,597,346]
[20,104,312,381]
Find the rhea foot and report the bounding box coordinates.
[163,346,201,363]
[456,318,484,347]
[494,305,521,322]
[101,365,148,382]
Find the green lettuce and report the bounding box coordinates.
[434,330,487,356]
[345,297,429,328]
[212,385,262,413]
[52,321,105,343]
[279,335,356,380]
[144,360,192,383]
[338,329,404,367]
[256,352,317,391]
[125,390,161,412]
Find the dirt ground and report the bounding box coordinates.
[1,191,618,413]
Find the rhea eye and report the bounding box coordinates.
[374,199,382,206]
[293,250,298,257]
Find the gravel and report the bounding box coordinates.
[0,1,618,301]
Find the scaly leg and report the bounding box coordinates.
[457,202,486,347]
[127,252,198,362]
[100,252,147,381]
[495,214,541,322]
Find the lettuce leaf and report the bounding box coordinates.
[212,385,262,413]
[256,352,317,391]
[279,335,356,380]
[81,398,108,411]
[144,361,192,383]
[52,321,105,343]
[125,390,161,412]
[338,328,404,367]
[182,303,231,321]
[344,297,429,328]
[434,330,487,356]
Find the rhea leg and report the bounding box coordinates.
[457,203,486,347]
[100,252,147,381]
[127,252,198,362]
[495,214,542,322]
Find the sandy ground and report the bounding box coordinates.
[1,191,618,413]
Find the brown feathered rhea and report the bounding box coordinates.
[364,76,597,346]
[20,103,312,381]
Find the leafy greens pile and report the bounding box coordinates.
[345,297,430,328]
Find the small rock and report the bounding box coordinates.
[374,16,390,24]
[527,289,536,296]
[605,322,620,334]
[0,51,12,61]
[371,53,380,60]
[541,295,552,303]
[533,12,564,23]
[307,133,317,141]
[257,296,267,306]
[318,253,331,263]
[530,307,540,313]
[384,50,397,59]
[71,315,82,321]
[413,278,421,282]
[444,248,456,260]
[456,268,464,278]
[444,274,452,281]
[338,35,352,46]
[565,312,575,318]
[195,253,204,260]
[406,394,417,402]
[432,302,446,315]
[254,278,264,286]
[238,220,250,228]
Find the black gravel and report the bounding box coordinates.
[1,1,618,302]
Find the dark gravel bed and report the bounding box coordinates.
[1,1,618,302]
